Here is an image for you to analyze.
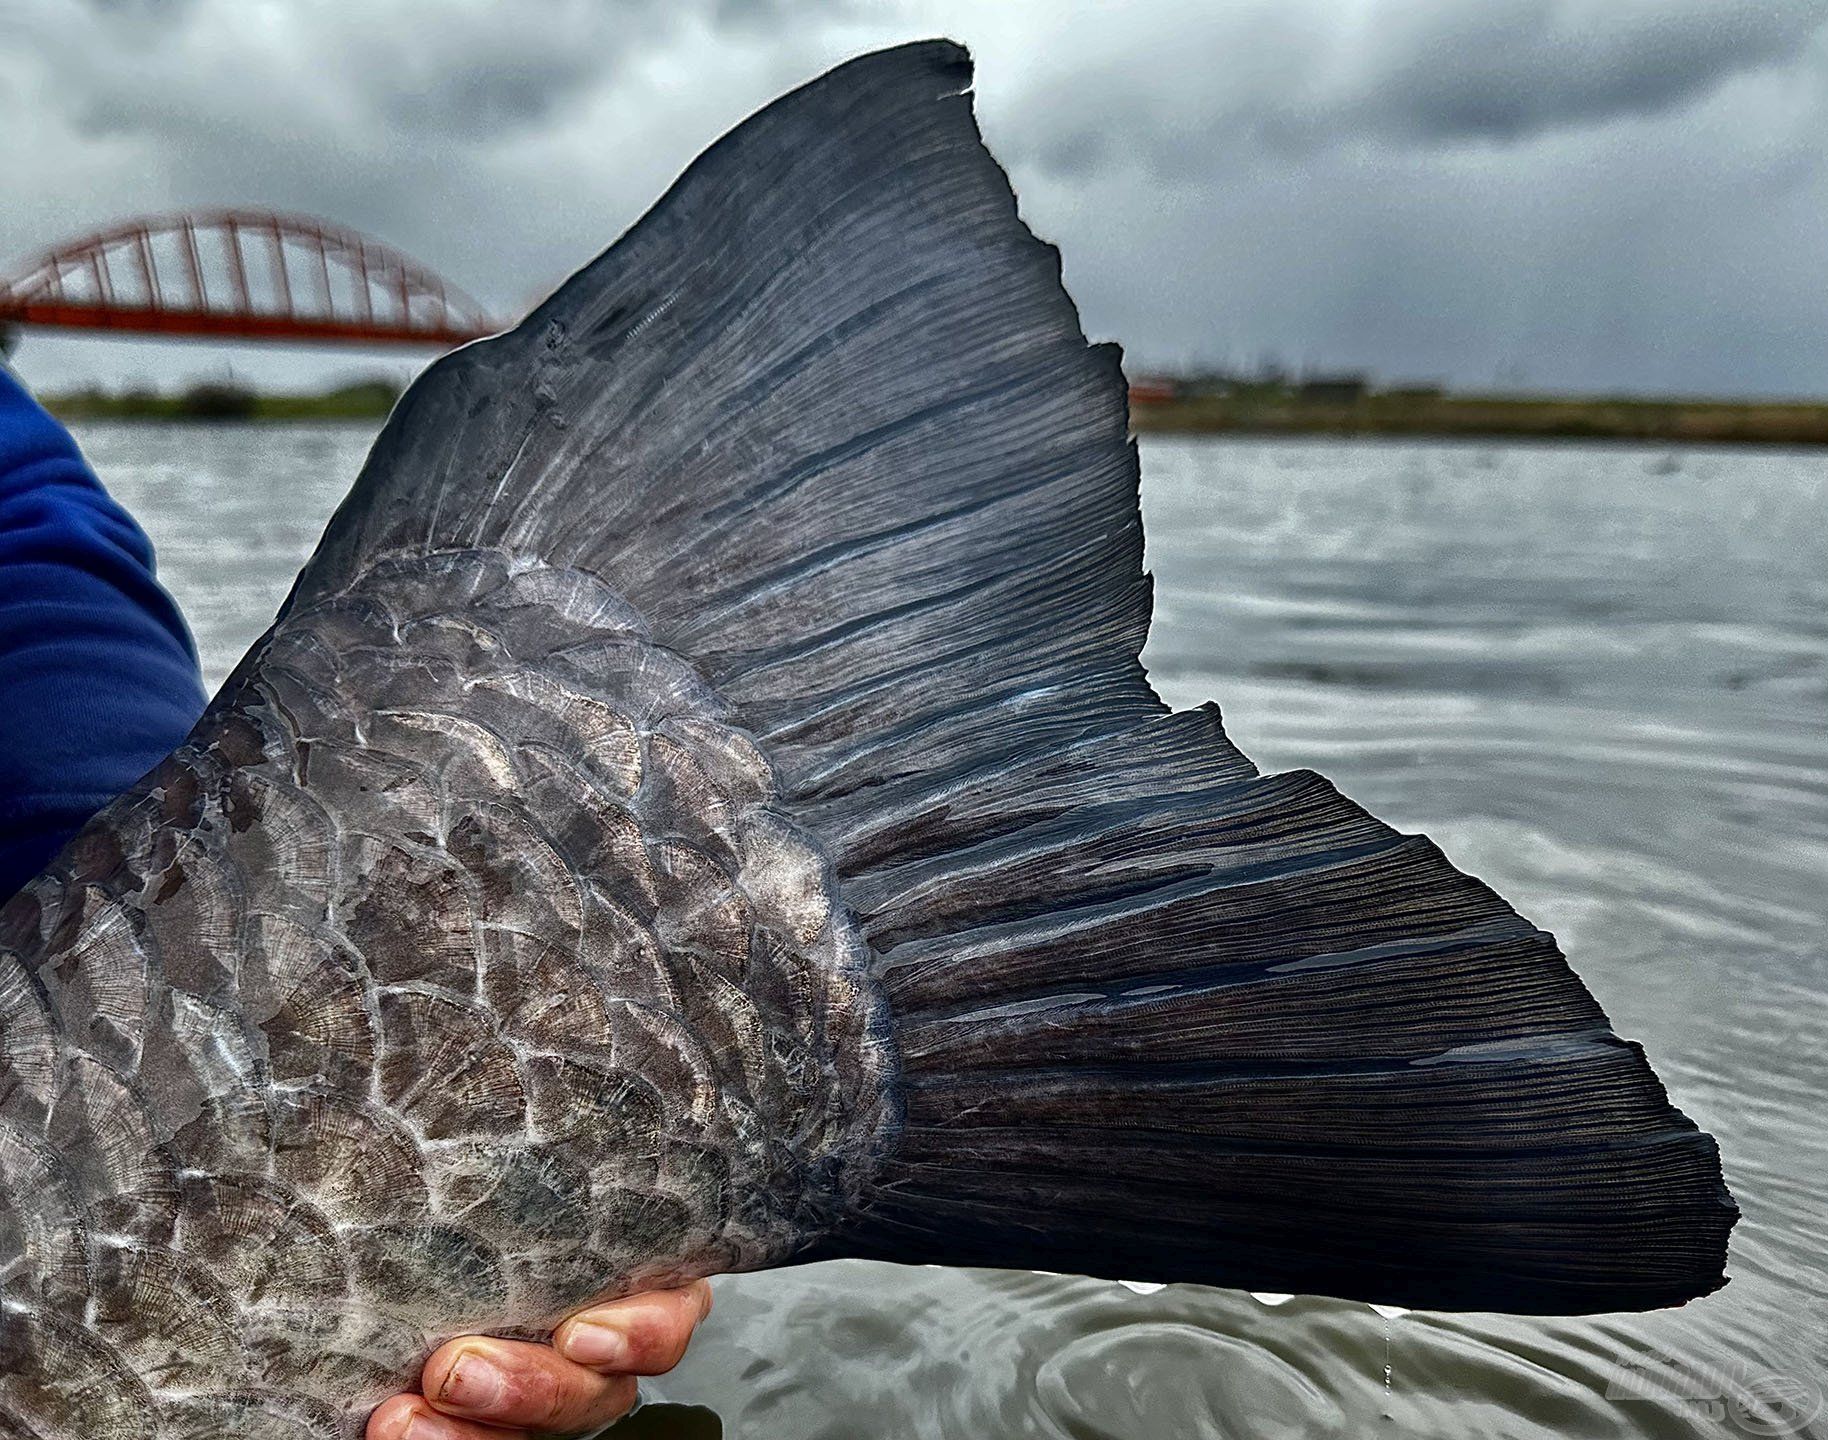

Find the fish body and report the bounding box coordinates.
[0,41,1734,1440]
[2,550,889,1436]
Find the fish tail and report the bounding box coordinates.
[811,705,1736,1311]
[252,39,1733,1313]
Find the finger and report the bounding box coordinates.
[366,1392,528,1440]
[554,1280,714,1376]
[419,1336,638,1433]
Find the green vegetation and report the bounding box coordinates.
[1131,388,1828,446]
[38,374,1828,445]
[42,378,403,423]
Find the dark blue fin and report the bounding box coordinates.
[826,707,1735,1312]
[260,40,1734,1313]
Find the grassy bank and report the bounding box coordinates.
[43,380,401,423]
[1130,390,1828,445]
[41,379,1828,445]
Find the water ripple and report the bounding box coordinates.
[77,424,1827,1439]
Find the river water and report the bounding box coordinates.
[75,422,1828,1439]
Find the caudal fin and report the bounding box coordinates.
[261,40,1734,1312]
[819,707,1735,1312]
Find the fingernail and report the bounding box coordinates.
[404,1415,466,1440]
[562,1320,630,1368]
[440,1349,508,1410]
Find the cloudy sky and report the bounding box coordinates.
[4,0,1827,397]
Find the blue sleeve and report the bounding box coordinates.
[0,367,207,899]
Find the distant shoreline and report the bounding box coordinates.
[1131,391,1828,446]
[43,380,402,424]
[40,383,1828,446]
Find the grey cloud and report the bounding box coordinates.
[1025,127,1112,181]
[5,0,1828,401]
[336,3,670,140]
[711,0,862,29]
[1011,0,1828,185]
[374,56,606,139]
[34,0,674,151]
[1317,0,1828,145]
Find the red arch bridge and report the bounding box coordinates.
[0,210,496,349]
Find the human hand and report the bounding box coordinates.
[366,1281,713,1439]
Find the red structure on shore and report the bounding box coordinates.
[0,211,495,349]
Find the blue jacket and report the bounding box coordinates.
[0,368,206,898]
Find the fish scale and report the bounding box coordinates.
[0,552,894,1436]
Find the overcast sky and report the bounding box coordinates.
[5,0,1828,397]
